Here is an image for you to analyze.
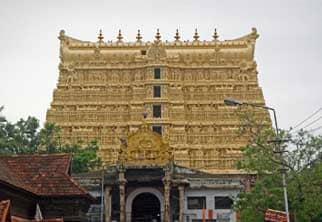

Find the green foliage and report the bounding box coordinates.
[37,123,102,173]
[38,122,61,153]
[66,141,102,174]
[0,114,40,154]
[235,109,322,222]
[0,108,102,173]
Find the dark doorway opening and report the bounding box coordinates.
[131,192,161,222]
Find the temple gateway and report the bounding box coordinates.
[47,28,270,222]
[74,121,254,222]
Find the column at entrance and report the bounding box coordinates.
[163,168,171,222]
[178,185,185,222]
[119,169,127,222]
[104,186,112,222]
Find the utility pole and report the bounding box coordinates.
[224,97,290,222]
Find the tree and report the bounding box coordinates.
[62,141,103,174]
[235,109,322,222]
[0,109,40,154]
[0,108,102,173]
[37,122,102,173]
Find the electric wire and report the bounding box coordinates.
[293,116,322,134]
[308,125,322,134]
[300,116,322,130]
[290,107,322,132]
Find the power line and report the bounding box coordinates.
[290,107,322,131]
[301,116,322,130]
[309,125,322,134]
[293,116,322,135]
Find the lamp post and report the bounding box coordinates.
[224,97,290,222]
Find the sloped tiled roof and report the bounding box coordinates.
[0,154,91,198]
[31,218,64,222]
[0,160,33,194]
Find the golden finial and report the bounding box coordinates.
[174,29,180,41]
[251,27,259,39]
[193,28,200,41]
[213,28,219,41]
[155,29,161,42]
[117,29,123,42]
[58,30,66,41]
[98,29,104,42]
[136,29,142,42]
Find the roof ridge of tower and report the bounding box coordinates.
[58,28,258,49]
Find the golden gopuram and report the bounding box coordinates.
[46,28,270,173]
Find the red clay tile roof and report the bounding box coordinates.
[10,217,64,222]
[32,219,63,222]
[11,216,31,222]
[0,200,10,222]
[0,160,33,194]
[0,154,91,198]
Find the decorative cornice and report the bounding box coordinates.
[59,28,258,50]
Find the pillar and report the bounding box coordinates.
[163,168,171,222]
[178,185,185,222]
[104,186,112,222]
[119,170,127,222]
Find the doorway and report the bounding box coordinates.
[131,192,161,222]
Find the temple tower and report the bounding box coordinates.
[46,28,270,172]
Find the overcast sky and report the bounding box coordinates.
[0,0,321,133]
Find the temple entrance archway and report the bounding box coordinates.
[132,193,160,222]
[126,187,164,222]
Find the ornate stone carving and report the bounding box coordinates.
[119,121,172,165]
[147,44,167,61]
[47,29,270,172]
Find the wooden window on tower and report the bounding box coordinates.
[153,86,161,97]
[141,50,147,55]
[153,105,161,118]
[154,68,161,79]
[152,125,162,135]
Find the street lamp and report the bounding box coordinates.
[224,97,290,222]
